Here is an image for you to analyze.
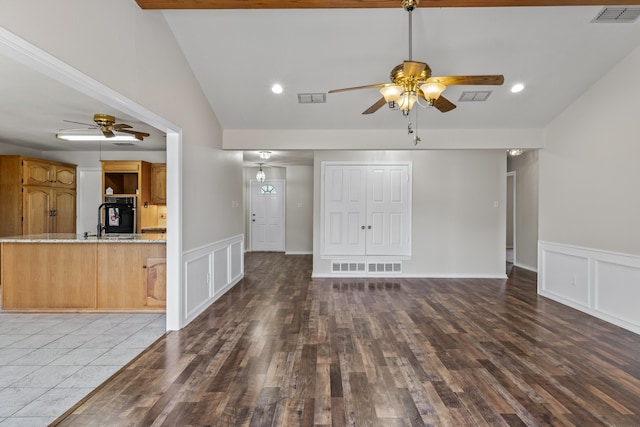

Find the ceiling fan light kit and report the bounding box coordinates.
[328,0,504,137]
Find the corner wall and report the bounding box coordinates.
[539,46,640,334]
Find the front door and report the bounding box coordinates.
[251,180,285,251]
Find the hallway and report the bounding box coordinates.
[56,253,640,426]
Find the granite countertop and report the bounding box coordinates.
[0,233,166,243]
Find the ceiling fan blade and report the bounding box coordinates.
[426,75,504,86]
[433,95,457,113]
[328,83,387,94]
[362,97,388,115]
[117,128,150,139]
[63,119,96,127]
[102,129,115,138]
[403,61,427,77]
[111,123,133,130]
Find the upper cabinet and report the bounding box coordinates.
[150,163,166,205]
[0,156,77,237]
[22,158,77,188]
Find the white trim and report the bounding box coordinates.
[514,262,537,273]
[506,171,516,265]
[312,273,508,279]
[285,251,313,255]
[249,179,286,252]
[0,27,184,331]
[183,234,244,325]
[538,240,640,335]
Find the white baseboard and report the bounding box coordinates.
[538,241,640,335]
[514,262,537,272]
[312,273,508,279]
[285,251,312,255]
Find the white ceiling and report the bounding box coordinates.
[1,5,639,159]
[164,6,640,131]
[0,52,164,152]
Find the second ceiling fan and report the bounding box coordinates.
[329,0,504,115]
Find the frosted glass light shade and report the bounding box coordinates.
[256,169,266,182]
[380,85,404,102]
[419,82,446,103]
[397,92,417,111]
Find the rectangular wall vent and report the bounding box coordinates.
[592,7,640,23]
[332,262,366,273]
[298,93,326,104]
[367,262,402,274]
[458,91,492,102]
[331,261,402,274]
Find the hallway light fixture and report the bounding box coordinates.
[256,163,266,182]
[259,151,271,160]
[508,149,524,156]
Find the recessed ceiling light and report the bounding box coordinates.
[511,83,525,93]
[271,84,283,94]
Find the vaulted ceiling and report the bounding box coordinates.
[136,0,640,9]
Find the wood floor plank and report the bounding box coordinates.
[53,254,640,426]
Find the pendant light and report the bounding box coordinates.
[256,163,266,183]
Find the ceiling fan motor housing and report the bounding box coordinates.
[401,0,419,11]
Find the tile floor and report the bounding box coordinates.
[0,312,166,426]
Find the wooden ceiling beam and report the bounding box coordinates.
[135,0,640,9]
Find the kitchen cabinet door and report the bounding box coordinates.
[150,163,166,204]
[97,243,166,309]
[23,187,52,235]
[145,257,167,306]
[22,159,54,186]
[53,189,76,233]
[53,165,76,188]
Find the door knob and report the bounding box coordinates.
[361,225,365,230]
[368,225,372,229]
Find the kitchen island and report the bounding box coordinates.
[0,233,166,312]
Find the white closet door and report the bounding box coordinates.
[323,165,366,255]
[366,165,411,256]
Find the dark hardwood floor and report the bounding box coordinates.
[55,253,640,426]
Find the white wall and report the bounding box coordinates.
[285,165,313,254]
[0,0,244,329]
[0,0,244,250]
[507,150,539,271]
[539,46,640,334]
[313,150,506,278]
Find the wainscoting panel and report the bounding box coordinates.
[183,234,244,325]
[539,241,640,335]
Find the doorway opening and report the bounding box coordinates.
[506,171,516,274]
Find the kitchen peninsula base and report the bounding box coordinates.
[0,234,166,312]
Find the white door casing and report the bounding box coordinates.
[322,162,411,257]
[251,179,285,251]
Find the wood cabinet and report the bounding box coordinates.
[101,160,151,233]
[0,156,77,237]
[96,243,166,309]
[150,163,166,205]
[1,241,166,311]
[1,242,97,309]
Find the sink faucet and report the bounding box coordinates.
[97,203,106,237]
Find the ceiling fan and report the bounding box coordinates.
[63,114,150,141]
[328,0,504,116]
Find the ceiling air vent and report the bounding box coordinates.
[298,93,326,104]
[592,7,640,23]
[458,91,492,102]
